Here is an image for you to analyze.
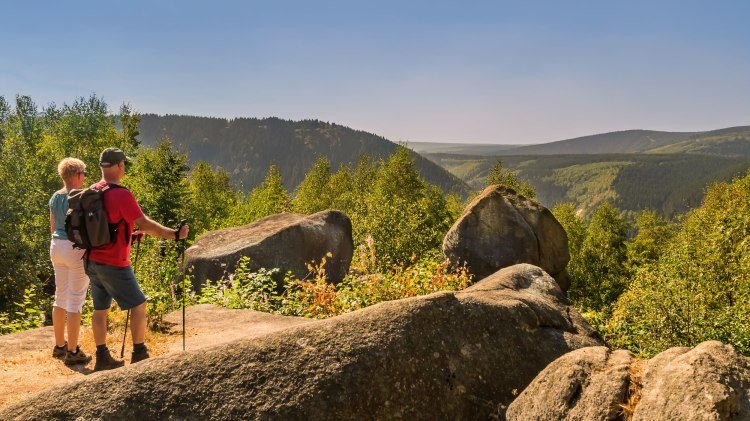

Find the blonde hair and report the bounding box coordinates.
[57,158,86,181]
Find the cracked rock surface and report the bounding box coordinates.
[2,264,600,420]
[507,341,750,421]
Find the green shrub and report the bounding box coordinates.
[605,173,750,356]
[198,257,288,312]
[0,286,47,335]
[199,251,473,320]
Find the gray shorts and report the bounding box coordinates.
[85,260,147,311]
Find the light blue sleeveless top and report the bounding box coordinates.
[49,191,69,240]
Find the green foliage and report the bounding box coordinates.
[560,202,631,315]
[284,147,457,271]
[186,161,237,236]
[0,286,47,335]
[626,210,676,268]
[357,147,455,267]
[292,156,332,214]
[199,252,473,319]
[127,139,190,228]
[486,159,536,198]
[605,173,750,356]
[0,96,51,313]
[225,164,292,226]
[198,257,288,312]
[130,238,195,328]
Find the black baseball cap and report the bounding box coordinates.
[99,148,131,168]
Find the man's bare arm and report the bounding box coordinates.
[133,215,189,240]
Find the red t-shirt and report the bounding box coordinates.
[87,181,144,267]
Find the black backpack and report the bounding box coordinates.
[65,184,129,250]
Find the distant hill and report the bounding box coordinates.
[645,126,750,155]
[407,142,522,156]
[501,130,696,155]
[426,153,750,217]
[498,126,750,156]
[137,114,471,196]
[417,125,750,217]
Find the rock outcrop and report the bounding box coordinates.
[3,264,601,420]
[506,346,635,420]
[507,341,750,420]
[184,210,353,289]
[443,185,570,291]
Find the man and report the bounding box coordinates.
[86,147,189,371]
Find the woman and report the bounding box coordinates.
[49,157,92,365]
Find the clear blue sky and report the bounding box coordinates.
[2,1,749,144]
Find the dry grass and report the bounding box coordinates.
[0,310,177,411]
[618,359,645,419]
[78,309,175,359]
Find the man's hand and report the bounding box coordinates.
[176,224,189,240]
[131,229,144,243]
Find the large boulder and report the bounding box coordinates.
[507,341,750,420]
[506,346,635,420]
[443,185,570,290]
[184,210,353,289]
[3,264,601,420]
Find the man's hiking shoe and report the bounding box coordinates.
[130,345,150,364]
[52,342,68,359]
[64,346,92,365]
[94,349,124,371]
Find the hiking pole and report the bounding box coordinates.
[121,231,143,358]
[177,219,188,351]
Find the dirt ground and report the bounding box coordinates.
[0,304,311,410]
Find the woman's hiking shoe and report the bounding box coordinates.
[52,342,68,359]
[64,346,92,365]
[94,348,125,371]
[130,344,150,364]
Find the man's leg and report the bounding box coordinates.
[129,302,147,345]
[87,262,124,370]
[92,308,110,346]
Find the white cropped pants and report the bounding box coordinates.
[50,238,89,313]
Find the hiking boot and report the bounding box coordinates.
[64,346,92,365]
[52,342,68,359]
[130,344,150,364]
[94,348,125,371]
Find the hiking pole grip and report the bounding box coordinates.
[175,219,188,240]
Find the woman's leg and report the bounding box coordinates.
[50,239,70,347]
[66,312,82,350]
[52,306,67,347]
[65,249,89,351]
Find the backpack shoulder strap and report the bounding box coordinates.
[106,183,128,191]
[97,182,131,245]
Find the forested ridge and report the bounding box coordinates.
[428,152,750,217]
[137,114,471,196]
